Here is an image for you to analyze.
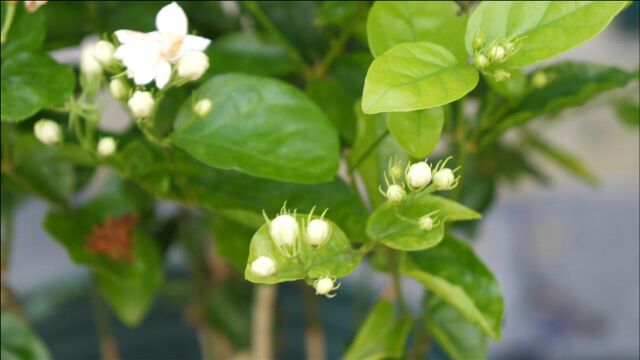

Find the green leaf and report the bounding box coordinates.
[484,71,527,99]
[244,214,361,284]
[1,52,75,122]
[425,294,487,360]
[465,1,628,68]
[367,1,468,61]
[1,312,51,360]
[172,73,340,184]
[306,76,357,142]
[614,99,640,127]
[401,236,504,339]
[367,195,480,251]
[480,62,638,146]
[1,3,46,59]
[387,107,444,159]
[362,42,479,114]
[205,32,300,77]
[343,301,413,360]
[525,133,598,186]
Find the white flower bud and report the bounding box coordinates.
[433,168,455,190]
[418,215,434,231]
[94,40,116,66]
[270,214,299,247]
[34,119,62,145]
[97,137,117,157]
[532,71,548,89]
[386,184,405,203]
[177,51,209,81]
[389,165,402,180]
[504,42,515,54]
[314,277,337,296]
[194,99,212,117]
[488,45,506,62]
[474,54,489,69]
[80,44,102,76]
[472,32,485,50]
[307,219,330,247]
[406,162,432,189]
[128,91,155,118]
[251,256,276,277]
[109,78,129,99]
[25,1,47,13]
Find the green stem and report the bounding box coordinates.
[90,278,121,360]
[388,249,410,316]
[0,2,17,44]
[452,100,468,201]
[350,129,390,171]
[1,214,14,271]
[245,1,311,78]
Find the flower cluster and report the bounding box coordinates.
[471,31,524,81]
[250,205,339,298]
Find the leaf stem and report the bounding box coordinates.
[252,285,277,360]
[350,129,390,171]
[388,249,410,317]
[0,1,17,44]
[90,278,121,360]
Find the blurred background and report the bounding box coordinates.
[2,1,639,359]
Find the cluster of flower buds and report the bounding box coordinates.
[379,156,461,203]
[313,277,340,298]
[471,31,523,81]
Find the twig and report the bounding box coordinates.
[252,285,277,360]
[301,284,326,360]
[90,279,121,360]
[388,249,410,316]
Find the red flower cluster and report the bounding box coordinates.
[85,214,139,262]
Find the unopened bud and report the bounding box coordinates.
[251,256,276,277]
[488,45,506,62]
[433,168,455,190]
[418,215,434,231]
[386,184,405,203]
[314,277,339,297]
[406,162,432,189]
[34,119,62,145]
[177,51,209,81]
[474,54,489,69]
[193,99,212,117]
[270,214,299,247]
[472,32,485,50]
[109,78,129,99]
[80,44,102,76]
[307,219,330,247]
[128,91,154,118]
[97,137,117,157]
[94,40,116,66]
[492,69,511,82]
[25,1,47,13]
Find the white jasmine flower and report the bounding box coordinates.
[128,91,154,118]
[113,2,210,89]
[270,214,299,247]
[406,162,432,190]
[109,78,129,99]
[97,137,117,157]
[193,99,212,117]
[488,45,506,62]
[177,51,209,80]
[385,184,405,203]
[34,119,62,145]
[80,43,102,76]
[433,168,455,190]
[307,219,330,247]
[251,256,276,277]
[314,277,340,298]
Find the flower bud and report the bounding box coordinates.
[488,45,506,62]
[386,184,405,203]
[177,51,209,81]
[270,214,299,247]
[94,40,116,66]
[474,54,489,69]
[194,99,212,117]
[504,41,515,55]
[97,137,117,157]
[251,256,276,277]
[472,32,485,50]
[314,277,338,297]
[492,69,511,82]
[406,162,432,189]
[307,219,330,247]
[109,78,129,99]
[25,1,47,13]
[80,44,102,76]
[433,168,455,190]
[389,164,403,180]
[34,119,62,145]
[532,71,548,88]
[418,215,434,231]
[128,91,154,118]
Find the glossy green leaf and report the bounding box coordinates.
[205,32,300,77]
[367,1,468,61]
[0,312,51,360]
[1,3,46,59]
[367,195,480,251]
[343,301,413,360]
[1,52,74,122]
[172,73,340,184]
[306,76,357,142]
[465,1,628,68]
[425,294,487,360]
[244,214,361,284]
[362,42,479,114]
[480,62,638,146]
[387,107,444,158]
[402,236,504,339]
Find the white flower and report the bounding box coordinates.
[418,215,434,231]
[80,43,102,76]
[177,51,209,80]
[94,40,116,66]
[193,99,212,117]
[386,184,405,203]
[406,162,432,189]
[251,256,276,277]
[270,214,299,247]
[25,1,47,13]
[109,78,129,99]
[433,168,455,190]
[97,137,117,157]
[34,119,62,145]
[113,2,211,89]
[307,219,330,247]
[314,277,340,298]
[488,45,506,62]
[128,91,154,118]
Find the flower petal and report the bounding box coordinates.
[154,60,172,89]
[132,63,157,85]
[178,34,211,57]
[156,2,188,36]
[114,30,147,44]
